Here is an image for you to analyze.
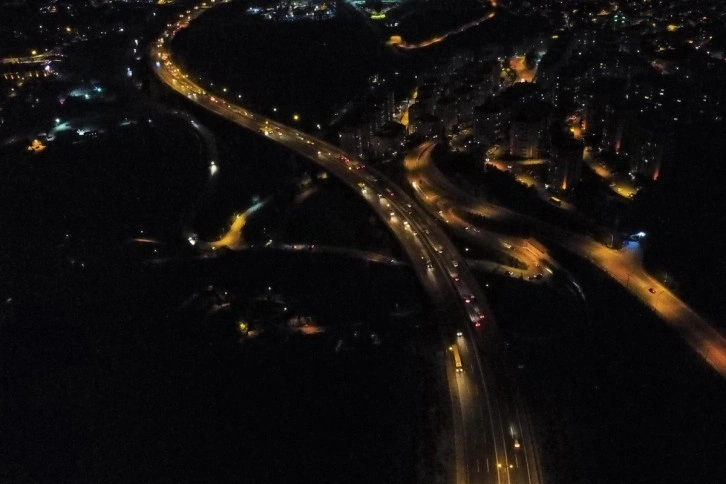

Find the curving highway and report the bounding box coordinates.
[406,142,564,282]
[404,139,726,379]
[148,2,541,483]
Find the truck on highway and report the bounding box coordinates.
[450,343,463,373]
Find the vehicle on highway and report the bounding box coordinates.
[450,344,463,373]
[426,260,434,270]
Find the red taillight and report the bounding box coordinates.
[475,321,481,327]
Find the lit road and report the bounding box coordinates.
[583,148,640,199]
[150,3,541,482]
[0,49,64,66]
[405,142,726,379]
[483,158,579,213]
[387,12,496,50]
[407,142,562,281]
[386,0,498,51]
[208,200,265,250]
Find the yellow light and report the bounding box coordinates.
[387,35,403,46]
[31,50,37,55]
[293,114,300,121]
[65,26,72,33]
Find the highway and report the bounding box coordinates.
[149,3,541,482]
[404,140,726,379]
[407,142,562,282]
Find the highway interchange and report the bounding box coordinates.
[148,0,726,480]
[150,2,541,483]
[404,140,726,378]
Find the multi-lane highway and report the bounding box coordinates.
[149,3,541,483]
[404,140,726,378]
[406,142,563,282]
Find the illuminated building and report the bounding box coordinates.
[509,117,544,159]
[548,133,583,191]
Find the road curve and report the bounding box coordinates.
[148,3,540,482]
[406,137,726,379]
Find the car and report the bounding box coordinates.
[649,287,656,294]
[514,439,521,449]
[456,331,463,337]
[426,260,433,270]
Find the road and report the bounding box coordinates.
[150,3,541,483]
[405,141,726,379]
[583,148,640,199]
[386,0,501,51]
[407,142,562,282]
[387,12,496,50]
